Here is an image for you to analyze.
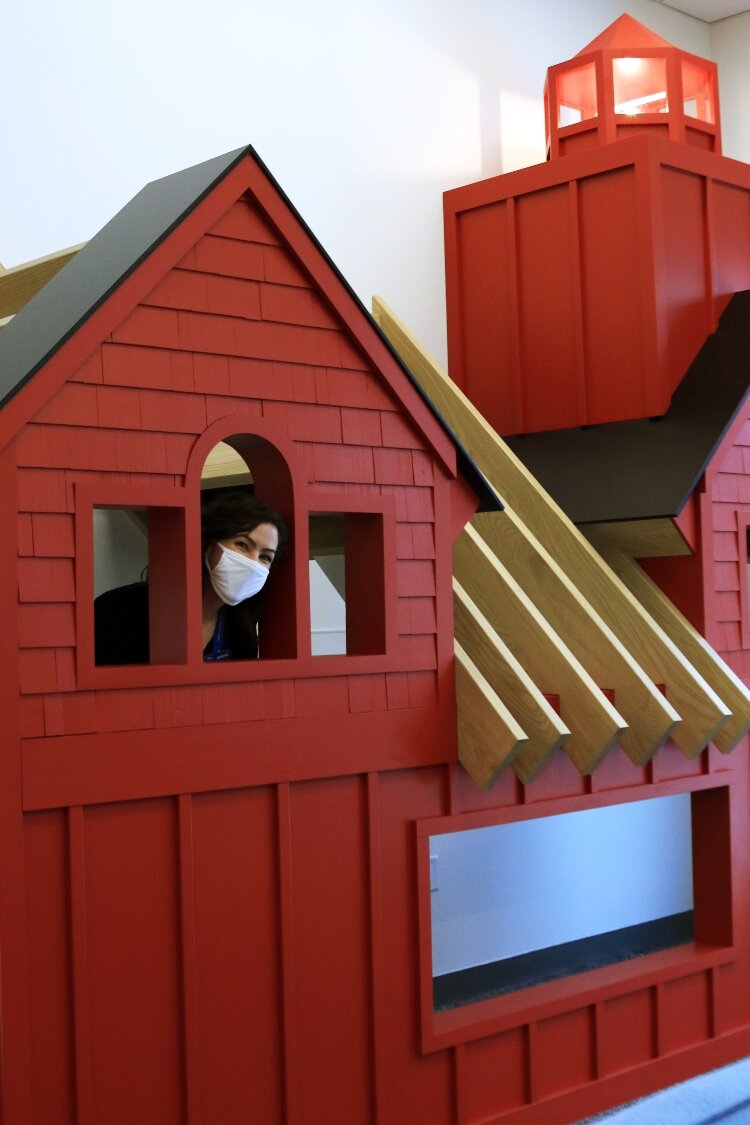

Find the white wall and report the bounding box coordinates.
[710,13,750,163]
[4,1,713,371]
[94,509,148,597]
[431,794,694,977]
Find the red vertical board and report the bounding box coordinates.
[534,1007,596,1100]
[287,776,374,1125]
[24,811,75,1125]
[711,181,750,308]
[460,1028,530,1120]
[378,767,454,1123]
[661,166,712,400]
[191,786,284,1125]
[599,989,657,1076]
[83,798,185,1125]
[453,203,516,433]
[578,167,645,424]
[515,185,580,432]
[660,973,712,1053]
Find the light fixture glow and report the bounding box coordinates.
[615,91,668,116]
[616,56,643,77]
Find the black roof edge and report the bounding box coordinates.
[0,146,252,411]
[1,144,502,514]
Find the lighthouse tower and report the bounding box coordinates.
[444,14,750,437]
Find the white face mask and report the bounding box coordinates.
[207,544,270,606]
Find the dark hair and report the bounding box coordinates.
[201,488,289,657]
[200,489,288,562]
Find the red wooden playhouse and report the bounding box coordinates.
[2,15,750,1123]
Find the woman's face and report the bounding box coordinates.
[206,522,279,572]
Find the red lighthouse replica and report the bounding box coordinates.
[2,14,750,1125]
[435,10,750,1122]
[445,13,749,439]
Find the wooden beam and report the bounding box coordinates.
[603,547,750,753]
[455,526,625,774]
[475,508,679,766]
[454,641,528,788]
[583,518,692,558]
[372,296,731,760]
[200,441,253,489]
[454,580,569,782]
[0,244,85,319]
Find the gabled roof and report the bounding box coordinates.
[504,291,750,525]
[0,145,500,512]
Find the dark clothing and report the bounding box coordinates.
[94,582,259,665]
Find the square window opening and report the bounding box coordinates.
[309,511,386,657]
[94,505,187,666]
[427,792,730,1013]
[557,61,598,127]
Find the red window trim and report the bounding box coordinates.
[75,480,399,689]
[415,775,735,1054]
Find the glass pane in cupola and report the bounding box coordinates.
[613,56,668,115]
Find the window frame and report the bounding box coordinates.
[75,418,399,688]
[415,778,735,1054]
[736,510,750,651]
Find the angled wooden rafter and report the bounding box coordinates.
[454,641,528,788]
[453,580,570,783]
[455,525,626,774]
[372,296,746,783]
[474,506,679,765]
[603,547,750,753]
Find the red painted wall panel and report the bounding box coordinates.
[288,777,374,1125]
[599,989,657,1076]
[24,811,75,1125]
[377,768,455,1123]
[460,1029,530,1120]
[10,168,750,1125]
[445,136,750,436]
[83,799,185,1125]
[578,167,645,424]
[452,203,517,431]
[516,185,581,432]
[535,1007,596,1100]
[192,786,284,1125]
[661,167,712,392]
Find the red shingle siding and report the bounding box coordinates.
[706,400,750,679]
[18,197,442,721]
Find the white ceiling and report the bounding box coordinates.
[657,0,750,20]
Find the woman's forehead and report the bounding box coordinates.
[232,523,278,548]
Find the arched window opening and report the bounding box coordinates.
[199,433,297,661]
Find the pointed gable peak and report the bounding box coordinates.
[577,13,674,55]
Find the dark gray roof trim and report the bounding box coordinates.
[505,291,750,525]
[0,146,500,513]
[0,147,250,409]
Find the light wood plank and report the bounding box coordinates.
[584,518,692,558]
[454,579,569,782]
[200,441,253,488]
[475,508,679,765]
[372,296,731,759]
[603,547,750,753]
[454,642,527,788]
[0,244,85,318]
[455,525,626,774]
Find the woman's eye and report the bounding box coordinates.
[260,553,273,566]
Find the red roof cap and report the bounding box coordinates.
[577,13,674,54]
